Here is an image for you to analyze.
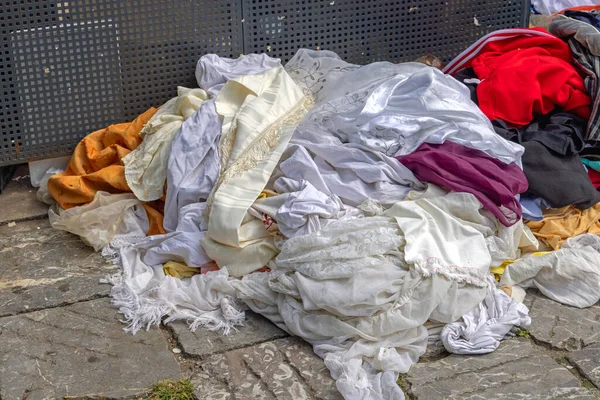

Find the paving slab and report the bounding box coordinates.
[170,311,288,358]
[0,298,181,399]
[568,348,600,389]
[0,219,116,316]
[195,337,341,400]
[0,164,48,225]
[405,338,595,400]
[524,289,600,351]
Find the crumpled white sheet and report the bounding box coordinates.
[162,101,220,233]
[233,192,492,400]
[276,143,425,208]
[123,87,209,201]
[487,220,539,267]
[274,179,346,237]
[500,234,600,308]
[441,276,531,355]
[49,191,148,251]
[564,233,600,252]
[532,0,595,14]
[196,53,281,97]
[286,49,524,166]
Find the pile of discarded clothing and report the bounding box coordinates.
[39,8,600,400]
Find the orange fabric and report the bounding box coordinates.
[142,203,166,236]
[48,108,166,235]
[526,203,600,250]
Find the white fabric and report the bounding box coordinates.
[163,53,282,233]
[273,179,347,237]
[487,220,539,267]
[99,198,244,335]
[123,87,209,201]
[510,285,527,304]
[204,66,311,276]
[386,192,492,289]
[275,143,424,208]
[441,276,531,355]
[563,233,600,252]
[110,245,243,334]
[162,101,220,233]
[196,53,281,97]
[49,191,148,251]
[90,50,538,400]
[532,0,595,15]
[104,54,286,333]
[286,49,524,166]
[500,237,600,308]
[233,192,491,400]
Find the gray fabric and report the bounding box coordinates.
[549,15,600,141]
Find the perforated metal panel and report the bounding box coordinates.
[1,0,242,165]
[242,0,530,63]
[0,0,529,166]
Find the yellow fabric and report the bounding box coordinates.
[257,189,278,199]
[163,261,200,279]
[526,204,600,250]
[47,108,166,236]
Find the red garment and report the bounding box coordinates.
[588,168,600,189]
[449,28,591,126]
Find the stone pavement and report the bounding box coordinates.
[1,165,599,400]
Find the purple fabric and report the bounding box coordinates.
[397,141,528,226]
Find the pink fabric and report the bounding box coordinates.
[397,141,528,226]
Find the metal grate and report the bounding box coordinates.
[1,0,243,165]
[241,0,530,64]
[0,0,528,166]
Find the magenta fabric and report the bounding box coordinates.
[397,141,528,226]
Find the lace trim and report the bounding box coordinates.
[218,117,238,174]
[206,95,314,215]
[413,257,490,287]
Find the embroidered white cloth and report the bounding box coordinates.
[203,66,313,277]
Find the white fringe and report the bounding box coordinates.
[103,271,174,334]
[164,296,245,336]
[101,239,246,336]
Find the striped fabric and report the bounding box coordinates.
[443,28,558,75]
